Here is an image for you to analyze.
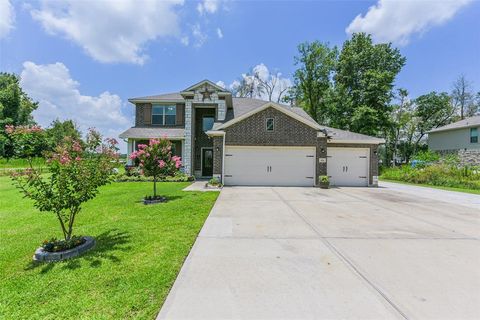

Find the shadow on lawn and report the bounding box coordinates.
[25,229,131,273]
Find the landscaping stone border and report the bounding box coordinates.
[143,196,167,205]
[33,236,95,262]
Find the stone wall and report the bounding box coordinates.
[458,149,480,166]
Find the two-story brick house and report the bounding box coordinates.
[119,80,384,187]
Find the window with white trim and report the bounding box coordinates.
[152,105,176,125]
[266,118,275,132]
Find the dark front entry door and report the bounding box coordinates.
[202,148,213,177]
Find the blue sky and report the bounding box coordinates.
[1,0,479,152]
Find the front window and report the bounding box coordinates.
[471,128,478,143]
[266,118,274,132]
[152,105,176,125]
[202,116,214,132]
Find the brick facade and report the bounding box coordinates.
[224,107,318,146]
[212,136,223,176]
[134,103,185,127]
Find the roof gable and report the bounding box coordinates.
[217,102,323,132]
[181,79,230,93]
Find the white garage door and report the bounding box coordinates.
[224,146,316,186]
[327,147,369,187]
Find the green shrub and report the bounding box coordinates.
[319,175,329,183]
[207,177,222,187]
[42,236,86,252]
[381,163,480,190]
[412,150,440,163]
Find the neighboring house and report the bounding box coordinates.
[119,80,384,187]
[428,115,480,165]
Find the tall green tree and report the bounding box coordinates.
[291,41,338,124]
[0,73,38,157]
[385,89,413,165]
[331,33,406,136]
[414,91,454,153]
[46,119,82,150]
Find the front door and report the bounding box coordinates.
[202,148,213,177]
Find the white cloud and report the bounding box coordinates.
[346,0,472,45]
[20,61,130,150]
[30,0,184,64]
[192,24,207,47]
[197,0,219,15]
[215,81,226,89]
[180,36,189,46]
[0,0,15,39]
[216,27,223,39]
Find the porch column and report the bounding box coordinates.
[184,101,192,175]
[212,135,224,182]
[126,139,134,165]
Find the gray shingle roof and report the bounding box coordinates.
[119,127,185,139]
[129,92,184,102]
[429,116,480,133]
[124,93,383,143]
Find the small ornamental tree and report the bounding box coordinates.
[5,124,48,158]
[129,138,182,198]
[9,127,119,241]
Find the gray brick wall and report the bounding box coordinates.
[224,107,317,146]
[327,143,379,186]
[135,103,147,126]
[213,136,223,175]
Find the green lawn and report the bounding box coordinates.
[0,177,219,319]
[0,157,46,168]
[380,178,480,195]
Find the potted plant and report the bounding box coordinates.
[206,177,222,189]
[319,175,330,189]
[9,127,119,261]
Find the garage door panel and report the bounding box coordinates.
[224,146,315,187]
[327,148,369,187]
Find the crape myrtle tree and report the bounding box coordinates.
[9,127,119,241]
[129,138,182,198]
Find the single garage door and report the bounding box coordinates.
[327,147,369,186]
[224,146,316,186]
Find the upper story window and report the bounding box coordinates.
[471,128,478,143]
[266,118,275,132]
[202,116,214,132]
[152,105,176,125]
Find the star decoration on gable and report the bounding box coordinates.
[202,85,212,101]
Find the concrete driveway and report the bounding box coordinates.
[158,182,480,320]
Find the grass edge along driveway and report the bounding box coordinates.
[0,177,219,319]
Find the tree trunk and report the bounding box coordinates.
[153,175,157,197]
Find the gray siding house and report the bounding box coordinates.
[119,80,384,187]
[428,116,480,165]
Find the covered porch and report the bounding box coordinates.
[119,127,185,166]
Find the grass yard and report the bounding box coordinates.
[0,177,219,319]
[380,178,480,195]
[0,157,46,169]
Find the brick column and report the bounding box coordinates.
[316,136,328,185]
[212,136,224,181]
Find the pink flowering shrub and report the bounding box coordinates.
[9,128,119,242]
[130,138,182,198]
[5,124,48,158]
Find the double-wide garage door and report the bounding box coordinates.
[224,146,316,186]
[327,147,369,187]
